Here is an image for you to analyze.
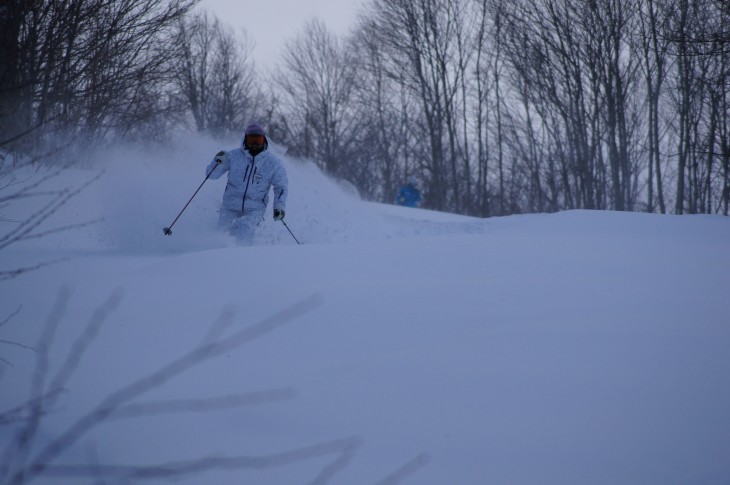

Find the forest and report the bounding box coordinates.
[2,0,729,216]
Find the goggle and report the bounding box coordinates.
[246,134,265,144]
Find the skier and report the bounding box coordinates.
[206,123,288,244]
[395,175,422,208]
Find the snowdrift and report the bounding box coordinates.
[1,135,729,484]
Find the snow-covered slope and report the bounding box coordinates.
[1,136,729,484]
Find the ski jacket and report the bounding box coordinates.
[206,144,288,215]
[395,184,422,208]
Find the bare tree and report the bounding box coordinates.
[258,0,729,217]
[588,0,641,211]
[665,0,730,214]
[348,17,421,201]
[358,0,472,211]
[0,0,197,281]
[636,0,671,213]
[0,0,197,156]
[171,11,260,137]
[472,0,494,216]
[276,19,360,180]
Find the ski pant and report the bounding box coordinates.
[218,208,265,245]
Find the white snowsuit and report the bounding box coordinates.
[206,141,288,243]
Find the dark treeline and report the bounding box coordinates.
[2,0,729,216]
[0,0,197,149]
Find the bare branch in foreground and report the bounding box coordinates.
[306,437,361,485]
[0,170,104,252]
[39,437,361,481]
[0,304,35,368]
[0,390,65,427]
[6,293,323,484]
[106,389,298,420]
[0,259,69,282]
[0,305,22,328]
[0,340,35,352]
[46,289,124,402]
[0,288,72,482]
[374,453,431,485]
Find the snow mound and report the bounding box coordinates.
[4,133,486,255]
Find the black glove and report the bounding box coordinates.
[273,209,285,221]
[214,150,227,164]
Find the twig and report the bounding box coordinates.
[374,453,431,485]
[0,259,69,282]
[16,293,323,483]
[47,289,124,402]
[0,170,103,252]
[39,437,360,480]
[200,304,236,345]
[306,437,361,485]
[0,390,65,427]
[0,305,22,328]
[106,389,297,419]
[0,288,71,482]
[0,340,36,352]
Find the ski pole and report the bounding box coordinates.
[163,161,220,236]
[280,219,301,245]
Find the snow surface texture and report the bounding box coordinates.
[1,133,729,484]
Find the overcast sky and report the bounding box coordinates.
[197,0,364,69]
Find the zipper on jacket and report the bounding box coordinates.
[241,155,256,212]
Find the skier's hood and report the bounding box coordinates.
[241,123,269,152]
